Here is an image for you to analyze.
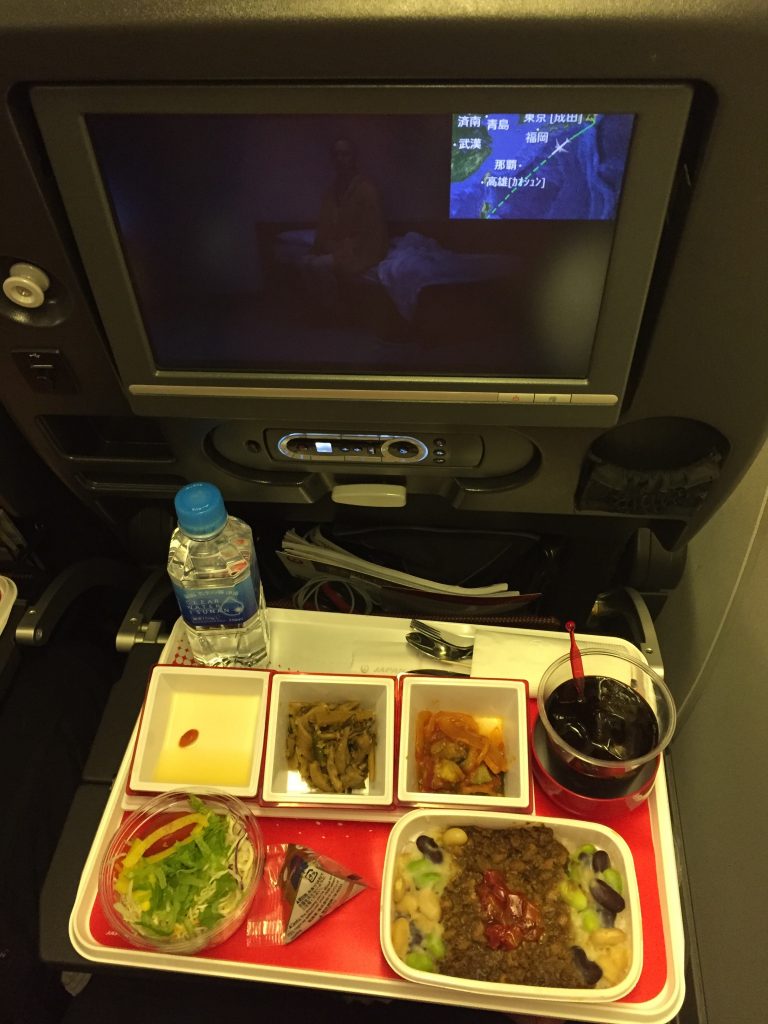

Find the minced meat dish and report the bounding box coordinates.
[439,825,586,987]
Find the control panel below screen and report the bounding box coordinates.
[271,431,483,468]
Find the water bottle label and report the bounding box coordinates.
[173,578,258,627]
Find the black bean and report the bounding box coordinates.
[590,878,626,914]
[592,849,610,873]
[572,945,603,987]
[409,921,423,945]
[416,834,443,863]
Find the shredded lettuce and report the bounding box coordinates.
[113,797,255,945]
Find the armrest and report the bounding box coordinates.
[589,585,665,678]
[114,568,171,653]
[15,559,139,647]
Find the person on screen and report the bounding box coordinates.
[297,137,388,321]
[313,137,388,275]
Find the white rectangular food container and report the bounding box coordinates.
[129,665,269,797]
[381,808,642,1004]
[398,676,530,810]
[262,671,395,806]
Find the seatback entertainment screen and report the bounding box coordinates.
[87,111,634,380]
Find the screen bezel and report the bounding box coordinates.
[31,83,692,417]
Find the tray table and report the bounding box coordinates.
[69,609,685,1023]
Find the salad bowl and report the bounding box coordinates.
[98,790,264,954]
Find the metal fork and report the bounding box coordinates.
[405,631,473,664]
[409,619,474,655]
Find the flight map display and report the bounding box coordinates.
[450,112,634,221]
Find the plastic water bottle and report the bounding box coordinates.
[168,482,270,667]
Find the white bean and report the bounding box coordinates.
[417,887,441,921]
[391,916,410,959]
[442,827,468,846]
[592,927,626,947]
[594,942,630,985]
[411,910,432,934]
[396,893,419,916]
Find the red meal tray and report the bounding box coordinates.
[71,615,684,1022]
[86,709,667,1006]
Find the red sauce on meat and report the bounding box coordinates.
[476,870,543,951]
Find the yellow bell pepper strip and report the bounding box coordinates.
[110,799,255,945]
[121,812,208,870]
[144,825,205,863]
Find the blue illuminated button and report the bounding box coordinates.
[391,442,419,458]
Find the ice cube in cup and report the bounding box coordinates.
[538,648,676,780]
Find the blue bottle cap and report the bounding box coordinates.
[174,482,227,537]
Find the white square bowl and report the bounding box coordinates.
[129,666,270,797]
[398,675,530,810]
[262,672,395,806]
[381,808,642,1003]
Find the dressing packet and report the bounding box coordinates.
[246,842,368,945]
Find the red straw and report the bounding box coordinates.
[565,620,585,699]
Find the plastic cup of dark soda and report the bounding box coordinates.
[537,648,676,781]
